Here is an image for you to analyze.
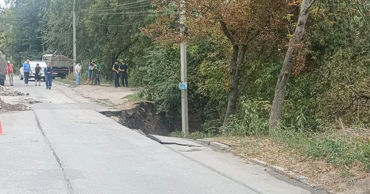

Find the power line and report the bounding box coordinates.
[101,0,150,8]
[84,19,135,27]
[92,4,152,12]
[83,10,157,16]
[80,0,150,12]
[94,2,150,11]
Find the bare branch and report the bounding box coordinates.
[219,20,235,44]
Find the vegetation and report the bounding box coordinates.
[272,128,370,171]
[0,0,369,172]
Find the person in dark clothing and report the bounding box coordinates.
[35,63,42,86]
[44,62,53,90]
[112,61,120,87]
[119,61,128,87]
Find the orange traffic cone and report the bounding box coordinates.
[0,121,3,135]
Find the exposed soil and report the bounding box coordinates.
[212,136,370,194]
[0,98,29,112]
[0,86,29,112]
[0,86,26,96]
[101,101,203,136]
[102,102,171,135]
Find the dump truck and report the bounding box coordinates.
[0,51,7,86]
[42,54,73,78]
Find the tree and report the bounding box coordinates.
[147,0,289,127]
[42,0,73,56]
[41,0,154,77]
[0,0,45,63]
[269,0,315,133]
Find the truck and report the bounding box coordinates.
[42,54,73,79]
[0,51,7,86]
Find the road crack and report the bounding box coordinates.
[32,110,74,194]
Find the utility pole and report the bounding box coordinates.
[10,25,13,60]
[179,0,189,137]
[72,0,77,66]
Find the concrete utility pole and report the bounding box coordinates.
[10,25,13,60]
[72,0,77,66]
[180,0,189,137]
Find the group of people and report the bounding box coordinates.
[112,61,128,88]
[74,61,102,86]
[74,60,128,88]
[4,60,50,88]
[22,59,53,89]
[7,59,129,89]
[87,62,102,85]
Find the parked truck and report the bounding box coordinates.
[0,51,7,86]
[42,54,73,78]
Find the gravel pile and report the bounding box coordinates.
[0,86,30,112]
[0,86,26,96]
[0,98,29,112]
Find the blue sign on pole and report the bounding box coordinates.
[179,82,188,90]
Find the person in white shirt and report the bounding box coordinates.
[75,63,82,86]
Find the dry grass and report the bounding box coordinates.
[212,136,370,193]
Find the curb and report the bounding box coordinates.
[196,139,330,194]
[195,139,231,152]
[249,159,331,194]
[250,158,308,182]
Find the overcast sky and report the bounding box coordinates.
[0,0,5,7]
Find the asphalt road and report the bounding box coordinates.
[0,79,315,194]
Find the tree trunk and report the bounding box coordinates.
[269,0,313,133]
[223,45,247,127]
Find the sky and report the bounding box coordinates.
[0,0,5,7]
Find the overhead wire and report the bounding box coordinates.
[80,0,150,12]
[84,19,134,27]
[101,0,150,8]
[84,10,157,16]
[92,4,152,12]
[2,0,162,28]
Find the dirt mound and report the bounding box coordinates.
[0,86,26,96]
[0,98,29,112]
[0,86,29,112]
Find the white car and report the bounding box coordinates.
[20,61,47,81]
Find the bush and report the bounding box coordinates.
[223,99,270,136]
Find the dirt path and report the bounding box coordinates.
[59,82,138,110]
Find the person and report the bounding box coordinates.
[6,61,14,86]
[44,62,53,90]
[75,63,81,86]
[119,61,128,87]
[87,62,94,85]
[23,59,32,85]
[93,62,102,85]
[112,61,120,88]
[34,63,42,86]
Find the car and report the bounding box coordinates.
[19,61,47,81]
